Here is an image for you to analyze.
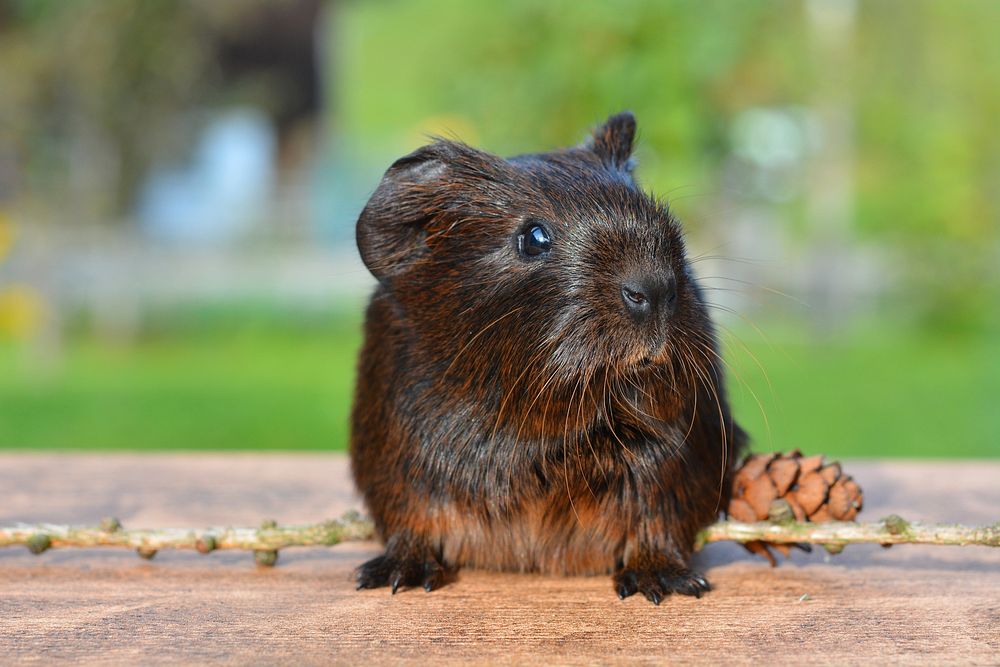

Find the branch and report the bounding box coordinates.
[1,513,996,566]
[695,514,1000,550]
[0,513,375,565]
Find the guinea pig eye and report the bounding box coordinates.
[517,223,552,258]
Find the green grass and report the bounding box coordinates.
[723,325,1000,458]
[0,307,996,457]
[0,307,364,451]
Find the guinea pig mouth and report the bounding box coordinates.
[618,341,671,372]
[630,341,673,370]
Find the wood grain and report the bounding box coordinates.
[0,454,997,665]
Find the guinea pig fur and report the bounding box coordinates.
[350,111,746,604]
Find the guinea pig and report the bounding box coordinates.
[350,111,746,604]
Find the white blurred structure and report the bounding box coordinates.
[138,109,276,245]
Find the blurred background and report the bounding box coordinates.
[0,0,996,457]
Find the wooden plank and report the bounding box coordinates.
[0,454,997,665]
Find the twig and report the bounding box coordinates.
[0,513,375,565]
[694,514,1000,550]
[1,513,996,566]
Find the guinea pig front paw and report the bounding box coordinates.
[613,566,711,605]
[355,553,448,594]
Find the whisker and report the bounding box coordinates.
[679,336,729,509]
[441,305,525,379]
[696,276,809,307]
[562,374,585,526]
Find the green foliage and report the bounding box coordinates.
[338,0,807,190]
[338,0,1000,331]
[339,0,1000,237]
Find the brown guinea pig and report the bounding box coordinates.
[350,111,746,604]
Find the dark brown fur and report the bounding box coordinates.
[350,112,746,604]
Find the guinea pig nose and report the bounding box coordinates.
[621,282,652,322]
[621,274,677,323]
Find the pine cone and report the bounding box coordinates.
[728,450,864,565]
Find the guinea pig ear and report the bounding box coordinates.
[356,144,449,284]
[587,111,637,171]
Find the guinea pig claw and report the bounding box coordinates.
[665,569,713,598]
[355,554,393,590]
[614,565,711,604]
[614,571,639,600]
[356,551,450,594]
[422,562,445,592]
